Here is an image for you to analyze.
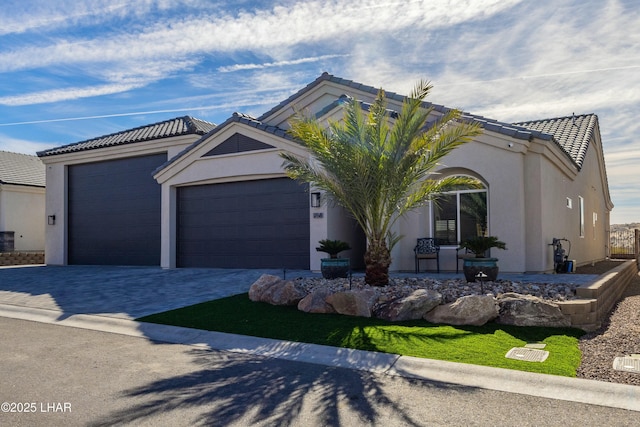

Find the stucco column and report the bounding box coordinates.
[159,185,176,268]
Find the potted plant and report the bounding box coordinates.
[316,239,351,279]
[458,236,507,282]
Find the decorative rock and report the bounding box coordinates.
[298,288,337,314]
[248,274,306,306]
[497,292,570,327]
[266,281,307,306]
[374,289,442,321]
[326,289,379,317]
[424,295,499,326]
[248,274,282,302]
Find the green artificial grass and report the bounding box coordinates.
[137,293,585,377]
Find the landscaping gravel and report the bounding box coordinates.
[295,277,579,304]
[576,270,640,386]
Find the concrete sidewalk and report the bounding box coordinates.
[1,265,637,413]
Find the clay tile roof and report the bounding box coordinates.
[256,73,598,170]
[258,72,538,141]
[36,116,216,158]
[0,151,45,187]
[514,114,597,169]
[228,112,290,138]
[303,74,596,168]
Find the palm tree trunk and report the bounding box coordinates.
[364,239,391,286]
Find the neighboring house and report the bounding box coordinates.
[0,151,46,251]
[38,73,613,273]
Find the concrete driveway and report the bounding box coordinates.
[0,265,318,319]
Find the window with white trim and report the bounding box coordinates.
[432,179,487,246]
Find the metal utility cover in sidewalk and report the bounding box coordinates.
[613,357,640,374]
[505,347,549,362]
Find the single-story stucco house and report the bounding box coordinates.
[37,73,613,273]
[0,150,46,251]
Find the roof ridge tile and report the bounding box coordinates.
[37,116,215,157]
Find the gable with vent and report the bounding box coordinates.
[203,133,275,157]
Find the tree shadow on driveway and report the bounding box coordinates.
[88,347,469,426]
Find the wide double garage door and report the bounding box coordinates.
[177,178,310,269]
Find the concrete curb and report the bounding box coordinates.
[389,356,640,412]
[1,303,639,412]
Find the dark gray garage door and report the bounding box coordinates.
[177,178,310,269]
[68,153,165,265]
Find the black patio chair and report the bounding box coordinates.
[414,238,440,273]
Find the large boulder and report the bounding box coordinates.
[248,274,281,301]
[374,289,443,321]
[497,292,570,327]
[248,274,306,306]
[298,288,337,314]
[326,289,379,317]
[424,295,499,326]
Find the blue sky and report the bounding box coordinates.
[0,0,638,224]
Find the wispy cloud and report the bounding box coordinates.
[350,0,640,120]
[0,133,52,154]
[0,0,122,35]
[0,96,284,127]
[0,83,144,106]
[0,0,521,106]
[217,54,351,73]
[0,0,208,36]
[0,0,522,73]
[436,65,640,89]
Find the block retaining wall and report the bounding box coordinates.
[556,259,638,331]
[0,252,45,266]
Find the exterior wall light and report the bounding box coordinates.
[48,215,56,225]
[310,192,321,208]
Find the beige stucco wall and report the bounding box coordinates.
[529,135,611,271]
[525,145,578,272]
[392,132,528,273]
[391,129,611,273]
[0,184,45,251]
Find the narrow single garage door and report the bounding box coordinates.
[68,154,165,265]
[177,178,310,269]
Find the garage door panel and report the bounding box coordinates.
[68,154,165,266]
[177,178,309,269]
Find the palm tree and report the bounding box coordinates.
[281,81,483,286]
